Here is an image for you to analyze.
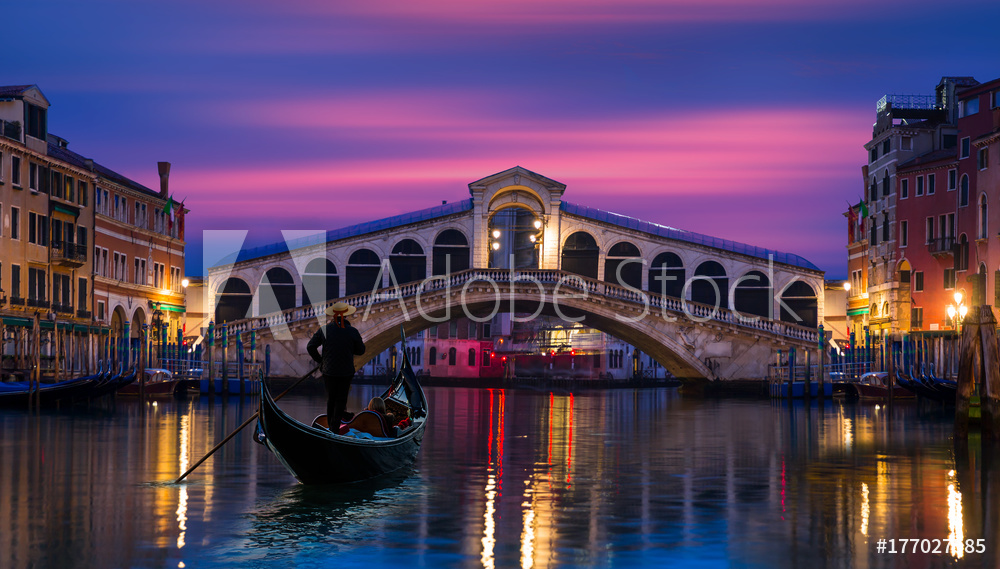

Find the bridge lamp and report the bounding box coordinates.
[533,219,542,230]
[492,229,501,239]
[491,241,500,251]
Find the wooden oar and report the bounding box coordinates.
[175,365,319,483]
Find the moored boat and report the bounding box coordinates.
[118,368,200,397]
[843,371,915,400]
[255,350,427,485]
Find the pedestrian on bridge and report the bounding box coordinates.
[307,301,366,428]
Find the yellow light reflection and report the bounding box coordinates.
[842,418,853,450]
[482,474,496,569]
[520,500,535,569]
[176,413,189,550]
[947,477,964,559]
[860,482,869,537]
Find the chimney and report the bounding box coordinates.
[84,158,94,171]
[157,162,171,197]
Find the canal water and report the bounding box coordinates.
[1,386,997,569]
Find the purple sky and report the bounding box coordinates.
[6,0,1000,277]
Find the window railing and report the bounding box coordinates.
[927,236,955,254]
[53,303,74,314]
[10,296,25,306]
[77,310,92,319]
[51,241,88,263]
[26,298,50,308]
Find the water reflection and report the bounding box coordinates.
[0,388,998,568]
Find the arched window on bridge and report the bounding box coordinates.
[733,270,772,319]
[604,241,642,289]
[779,280,818,328]
[561,231,599,280]
[214,278,252,323]
[691,261,728,308]
[648,252,684,299]
[448,347,457,365]
[346,249,382,296]
[433,229,470,276]
[429,346,437,366]
[489,207,541,269]
[259,267,296,315]
[301,258,339,307]
[389,239,426,285]
[468,348,476,366]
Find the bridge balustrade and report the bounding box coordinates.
[221,268,818,344]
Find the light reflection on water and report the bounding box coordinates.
[0,386,997,568]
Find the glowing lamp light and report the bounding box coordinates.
[844,281,851,292]
[954,291,963,305]
[959,305,968,319]
[492,229,501,239]
[529,234,536,242]
[181,278,190,288]
[491,242,500,250]
[533,219,542,229]
[947,305,957,320]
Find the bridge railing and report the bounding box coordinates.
[223,268,819,344]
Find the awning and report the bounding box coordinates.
[0,316,34,327]
[847,307,869,316]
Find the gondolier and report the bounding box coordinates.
[307,301,366,429]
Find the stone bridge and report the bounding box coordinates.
[224,268,819,381]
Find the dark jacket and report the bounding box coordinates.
[307,321,366,376]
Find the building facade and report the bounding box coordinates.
[1,86,96,376]
[1,84,187,376]
[850,75,1000,344]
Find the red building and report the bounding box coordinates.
[891,77,1000,333]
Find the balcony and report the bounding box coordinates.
[76,310,91,319]
[52,303,74,314]
[10,296,25,306]
[51,241,87,267]
[927,237,955,257]
[26,298,50,309]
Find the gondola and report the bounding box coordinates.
[0,366,105,407]
[255,347,427,485]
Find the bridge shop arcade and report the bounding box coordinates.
[207,167,824,383]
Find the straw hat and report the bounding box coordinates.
[325,301,357,317]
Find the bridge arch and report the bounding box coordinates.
[732,270,772,319]
[778,280,818,328]
[350,288,716,380]
[301,257,339,307]
[648,251,685,299]
[486,186,547,217]
[259,267,297,315]
[561,231,600,279]
[389,238,427,285]
[432,229,471,275]
[346,248,382,296]
[605,241,642,289]
[214,277,253,323]
[691,261,728,308]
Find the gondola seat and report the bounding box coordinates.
[341,410,390,437]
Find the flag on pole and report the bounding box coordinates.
[855,199,868,226]
[164,196,175,230]
[846,201,857,226]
